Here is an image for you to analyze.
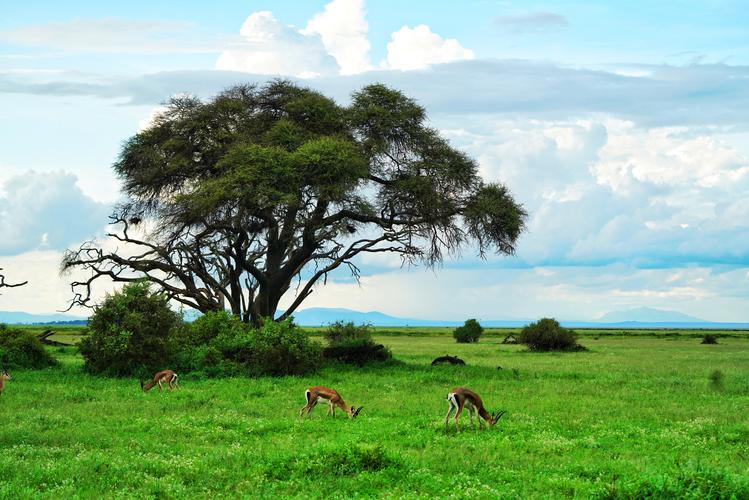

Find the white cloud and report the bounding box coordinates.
[215,11,339,78]
[383,25,474,71]
[0,171,110,255]
[302,0,371,75]
[438,117,749,268]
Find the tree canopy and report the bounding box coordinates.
[62,81,526,325]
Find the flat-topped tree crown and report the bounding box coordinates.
[62,80,527,325]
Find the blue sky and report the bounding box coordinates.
[1,0,749,321]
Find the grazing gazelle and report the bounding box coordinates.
[299,386,363,419]
[140,370,180,392]
[445,387,505,431]
[0,370,11,396]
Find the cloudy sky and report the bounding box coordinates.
[1,0,749,321]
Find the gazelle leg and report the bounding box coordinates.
[454,400,465,432]
[445,403,455,432]
[157,380,163,392]
[445,395,458,432]
[300,400,316,418]
[467,405,476,430]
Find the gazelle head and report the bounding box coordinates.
[1,370,10,381]
[489,410,506,426]
[350,405,363,418]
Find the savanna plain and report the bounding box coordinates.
[1,327,748,499]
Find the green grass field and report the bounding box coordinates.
[1,329,748,498]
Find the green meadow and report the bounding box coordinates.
[1,328,748,498]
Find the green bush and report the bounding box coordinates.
[453,319,483,343]
[519,318,584,352]
[212,318,322,376]
[0,324,58,369]
[78,281,183,377]
[183,310,245,347]
[322,322,391,365]
[701,334,719,344]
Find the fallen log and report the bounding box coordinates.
[431,355,465,366]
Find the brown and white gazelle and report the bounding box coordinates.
[445,387,505,431]
[299,386,363,419]
[0,370,11,396]
[140,370,180,392]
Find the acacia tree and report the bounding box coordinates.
[0,268,27,293]
[62,81,526,325]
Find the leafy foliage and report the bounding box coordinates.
[62,81,526,325]
[519,318,585,352]
[174,312,322,377]
[701,334,719,344]
[0,324,58,369]
[453,319,483,343]
[322,322,391,365]
[78,281,183,377]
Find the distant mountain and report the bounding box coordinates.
[0,311,88,325]
[598,307,704,323]
[285,307,444,327]
[4,306,747,330]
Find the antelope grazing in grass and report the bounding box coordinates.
[0,370,10,396]
[445,387,505,431]
[140,370,179,392]
[300,386,363,419]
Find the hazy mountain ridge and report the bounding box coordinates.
[598,307,704,323]
[2,306,746,329]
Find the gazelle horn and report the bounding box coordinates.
[353,406,363,418]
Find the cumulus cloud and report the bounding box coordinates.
[494,11,569,33]
[215,11,339,78]
[383,25,474,71]
[302,0,372,75]
[0,171,110,256]
[444,118,749,268]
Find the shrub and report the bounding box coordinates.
[213,318,322,376]
[709,369,724,390]
[183,310,245,347]
[701,334,719,344]
[519,318,584,352]
[78,281,183,377]
[453,319,483,343]
[0,324,58,369]
[322,322,391,365]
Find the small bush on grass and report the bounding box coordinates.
[453,319,483,343]
[322,322,391,365]
[701,334,719,344]
[212,318,322,376]
[0,324,58,369]
[519,318,585,352]
[78,281,183,377]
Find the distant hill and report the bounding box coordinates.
[0,311,88,325]
[598,307,704,323]
[281,307,444,327]
[4,306,747,330]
